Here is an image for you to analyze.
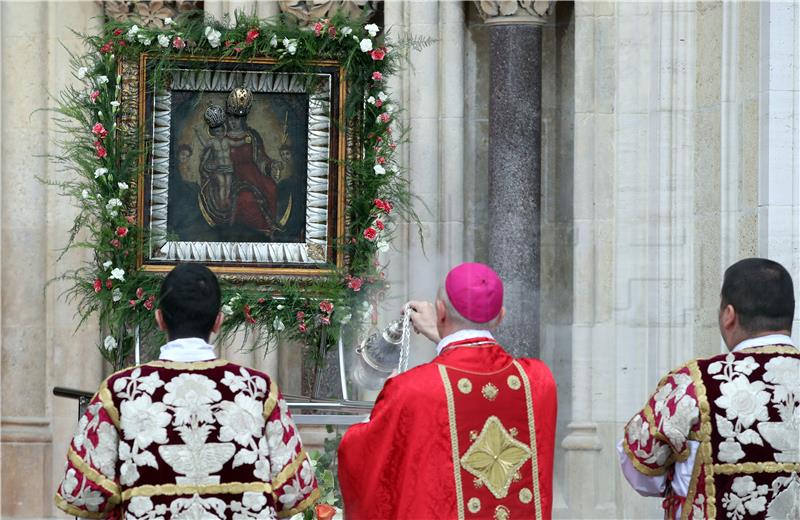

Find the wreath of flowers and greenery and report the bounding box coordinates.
[51,10,427,370]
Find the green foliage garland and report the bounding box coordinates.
[51,11,425,369]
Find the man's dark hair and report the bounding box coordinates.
[721,258,795,333]
[159,263,221,340]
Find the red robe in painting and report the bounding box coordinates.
[229,136,278,233]
[338,338,557,520]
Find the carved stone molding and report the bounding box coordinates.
[475,0,554,25]
[99,1,203,27]
[278,0,377,26]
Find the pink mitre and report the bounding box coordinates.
[444,262,503,323]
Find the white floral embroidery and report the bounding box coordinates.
[169,493,227,519]
[722,475,768,520]
[218,393,265,447]
[766,472,800,519]
[128,496,168,519]
[230,492,276,519]
[163,373,221,426]
[59,468,105,512]
[716,377,771,429]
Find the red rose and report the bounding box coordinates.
[371,48,386,61]
[379,112,391,123]
[94,141,107,158]
[375,219,385,231]
[372,71,383,81]
[245,29,260,44]
[244,304,257,324]
[105,279,113,290]
[319,300,334,314]
[328,26,337,38]
[92,123,108,139]
[172,36,185,49]
[113,28,124,36]
[375,99,383,108]
[385,200,394,213]
[377,156,386,165]
[116,226,128,237]
[144,296,154,310]
[296,311,305,320]
[110,238,121,249]
[100,41,113,54]
[348,277,363,292]
[364,227,378,241]
[129,299,137,307]
[314,22,323,37]
[89,90,100,103]
[118,40,126,47]
[136,287,144,299]
[298,323,308,333]
[93,279,102,293]
[373,198,386,211]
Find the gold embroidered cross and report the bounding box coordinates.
[460,416,531,499]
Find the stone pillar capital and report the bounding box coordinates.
[475,0,554,26]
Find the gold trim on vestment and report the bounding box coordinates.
[67,447,121,498]
[122,481,272,500]
[272,448,308,489]
[97,380,120,429]
[621,441,670,477]
[737,345,797,354]
[681,360,714,520]
[276,487,321,518]
[714,461,800,474]
[264,377,280,418]
[439,364,465,520]
[54,493,112,519]
[437,361,515,376]
[146,358,230,370]
[513,360,542,520]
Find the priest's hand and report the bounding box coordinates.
[404,300,441,343]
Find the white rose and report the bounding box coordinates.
[270,34,278,47]
[359,38,373,53]
[106,198,123,212]
[109,267,125,281]
[112,288,122,302]
[126,25,139,42]
[81,189,89,199]
[164,17,174,26]
[110,101,120,108]
[103,335,117,351]
[221,304,233,316]
[118,182,128,190]
[367,96,376,105]
[205,26,221,48]
[97,75,109,85]
[364,23,380,38]
[158,34,170,47]
[341,26,353,37]
[378,91,388,101]
[77,67,89,79]
[276,304,284,310]
[377,240,389,252]
[94,167,108,178]
[273,317,285,331]
[136,33,152,46]
[373,164,386,175]
[103,260,113,269]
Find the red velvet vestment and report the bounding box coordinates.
[338,339,557,519]
[622,344,800,519]
[55,359,318,519]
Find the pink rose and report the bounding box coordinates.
[372,71,383,81]
[89,90,100,103]
[375,219,385,231]
[348,277,363,292]
[314,22,323,37]
[379,113,391,123]
[376,156,386,165]
[363,227,378,241]
[116,226,128,237]
[319,300,334,314]
[320,316,331,326]
[94,141,107,158]
[371,48,386,61]
[298,323,308,333]
[328,26,337,38]
[296,311,305,320]
[135,287,144,299]
[144,296,154,310]
[172,36,185,49]
[105,279,112,290]
[110,238,121,249]
[93,279,102,293]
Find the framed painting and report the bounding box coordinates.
[131,55,346,277]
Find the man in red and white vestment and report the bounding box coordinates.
[620,258,800,519]
[55,264,318,519]
[338,263,557,519]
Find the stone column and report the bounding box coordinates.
[1,2,53,516]
[477,1,552,358]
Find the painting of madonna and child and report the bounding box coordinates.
[168,86,308,244]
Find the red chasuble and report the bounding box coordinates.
[338,339,557,519]
[55,359,318,519]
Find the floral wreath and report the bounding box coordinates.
[52,11,426,369]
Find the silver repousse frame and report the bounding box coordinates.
[132,55,346,278]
